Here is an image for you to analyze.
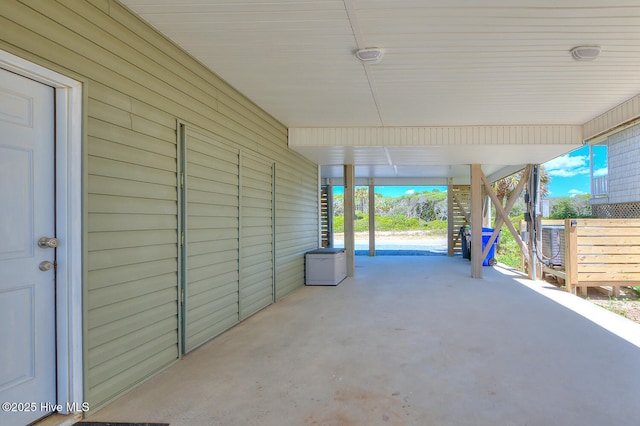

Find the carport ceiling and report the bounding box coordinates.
[122,0,640,179]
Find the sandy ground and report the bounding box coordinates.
[590,298,640,324]
[562,283,640,325]
[334,231,447,242]
[334,230,447,244]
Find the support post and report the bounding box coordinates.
[327,180,334,248]
[535,214,543,279]
[447,178,454,256]
[565,219,578,294]
[344,165,355,277]
[470,164,483,278]
[534,165,543,280]
[589,144,594,196]
[368,180,375,256]
[526,165,537,280]
[317,165,322,248]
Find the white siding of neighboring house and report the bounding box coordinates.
[602,124,640,204]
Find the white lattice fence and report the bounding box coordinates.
[592,202,640,218]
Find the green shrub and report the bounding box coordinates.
[354,215,369,232]
[334,215,448,233]
[334,214,372,232]
[424,220,448,234]
[495,221,523,269]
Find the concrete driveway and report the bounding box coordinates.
[84,256,640,426]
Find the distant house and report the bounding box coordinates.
[590,122,640,218]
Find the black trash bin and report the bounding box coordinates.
[460,226,470,260]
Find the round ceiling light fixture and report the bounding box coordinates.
[355,48,384,64]
[570,45,601,61]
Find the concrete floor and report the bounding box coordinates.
[84,256,640,426]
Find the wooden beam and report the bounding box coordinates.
[327,183,334,248]
[453,193,471,224]
[542,265,566,281]
[481,166,530,262]
[480,172,530,264]
[470,164,483,278]
[447,178,454,256]
[344,165,355,277]
[565,219,578,294]
[368,181,375,257]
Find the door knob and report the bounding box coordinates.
[38,237,58,248]
[39,261,54,271]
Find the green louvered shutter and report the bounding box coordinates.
[182,126,240,352]
[239,152,275,320]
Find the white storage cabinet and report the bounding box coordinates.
[305,248,347,286]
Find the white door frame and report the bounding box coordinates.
[0,50,83,413]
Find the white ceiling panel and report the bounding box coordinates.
[121,0,640,179]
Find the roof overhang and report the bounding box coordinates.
[120,1,640,183]
[290,125,583,183]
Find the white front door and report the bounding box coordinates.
[0,70,57,425]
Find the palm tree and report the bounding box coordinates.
[493,166,549,211]
[492,166,549,252]
[355,187,368,213]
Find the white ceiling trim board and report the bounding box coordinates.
[583,93,640,141]
[289,125,584,147]
[324,177,451,186]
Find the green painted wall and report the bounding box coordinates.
[1,0,318,412]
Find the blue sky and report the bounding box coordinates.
[543,144,607,198]
[331,145,607,198]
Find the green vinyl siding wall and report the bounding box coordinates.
[0,0,318,412]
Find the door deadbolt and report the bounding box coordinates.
[38,237,58,249]
[39,261,54,271]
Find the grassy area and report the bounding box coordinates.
[334,215,448,234]
[495,222,522,269]
[332,214,531,272]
